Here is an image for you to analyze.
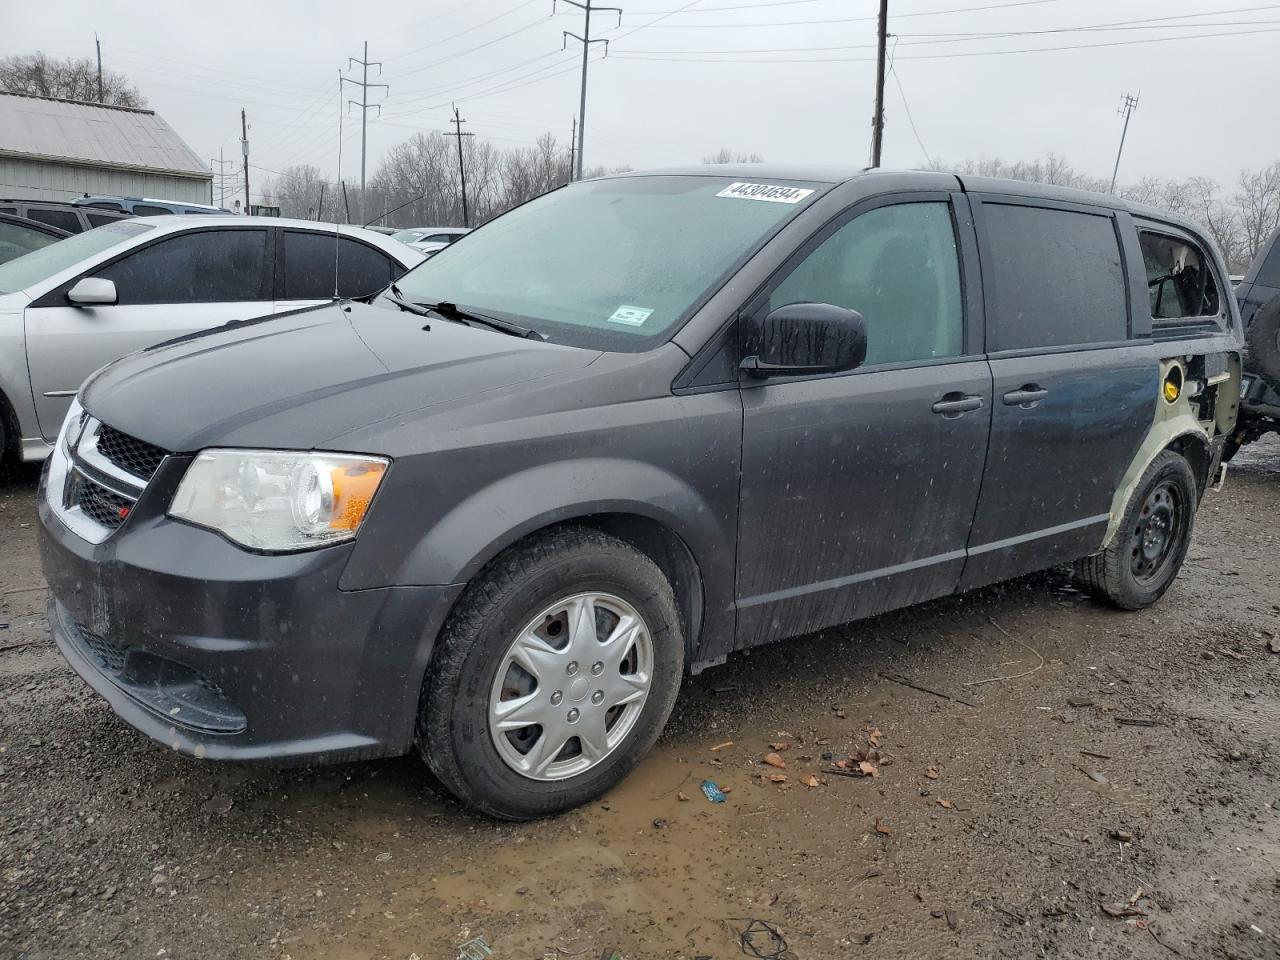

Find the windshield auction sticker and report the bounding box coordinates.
[608,305,654,327]
[716,182,815,204]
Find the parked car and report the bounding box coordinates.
[1227,223,1280,457]
[37,168,1241,820]
[0,216,423,462]
[392,226,470,256]
[0,212,69,265]
[72,195,232,217]
[0,199,130,234]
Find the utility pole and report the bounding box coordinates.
[95,34,103,103]
[342,41,389,197]
[869,0,888,167]
[557,0,622,181]
[1109,92,1140,194]
[210,150,233,208]
[567,115,576,185]
[443,103,475,227]
[241,109,250,215]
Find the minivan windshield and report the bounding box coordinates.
[0,220,151,295]
[388,175,825,350]
[392,229,428,243]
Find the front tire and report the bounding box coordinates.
[417,527,684,820]
[1075,450,1198,610]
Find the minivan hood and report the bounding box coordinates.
[82,301,601,454]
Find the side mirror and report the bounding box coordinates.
[67,277,117,306]
[741,302,867,378]
[67,276,116,305]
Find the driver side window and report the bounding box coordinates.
[769,201,963,366]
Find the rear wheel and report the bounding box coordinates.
[417,527,684,820]
[1075,450,1198,610]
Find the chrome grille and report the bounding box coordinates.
[49,410,156,544]
[67,471,133,529]
[95,425,167,481]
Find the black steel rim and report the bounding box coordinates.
[1129,479,1185,584]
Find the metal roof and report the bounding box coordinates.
[0,92,210,180]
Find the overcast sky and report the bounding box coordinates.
[5,0,1279,202]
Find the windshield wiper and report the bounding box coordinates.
[385,284,433,318]
[424,300,545,340]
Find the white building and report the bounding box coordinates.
[0,91,212,204]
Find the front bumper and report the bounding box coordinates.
[38,457,463,765]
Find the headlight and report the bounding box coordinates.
[169,450,389,551]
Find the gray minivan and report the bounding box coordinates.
[38,167,1242,819]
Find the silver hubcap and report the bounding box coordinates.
[488,592,654,781]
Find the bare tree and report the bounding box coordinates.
[703,147,765,164]
[0,52,146,107]
[258,165,330,220]
[1235,161,1280,266]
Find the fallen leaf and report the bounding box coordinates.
[801,774,822,788]
[767,773,788,783]
[677,791,690,802]
[763,752,786,769]
[1100,902,1147,919]
[867,727,883,747]
[769,740,792,751]
[925,767,939,780]
[710,741,734,752]
[858,761,878,777]
[875,818,892,836]
[937,799,953,810]
[721,786,733,794]
[834,759,851,770]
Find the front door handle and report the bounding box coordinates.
[1003,385,1049,408]
[931,393,985,418]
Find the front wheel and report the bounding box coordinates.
[418,527,684,820]
[1074,450,1198,610]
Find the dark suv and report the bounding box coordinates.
[38,168,1242,819]
[0,199,130,234]
[1228,223,1280,456]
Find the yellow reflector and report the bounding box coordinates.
[329,462,387,531]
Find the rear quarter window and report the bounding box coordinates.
[1138,230,1221,323]
[981,202,1128,351]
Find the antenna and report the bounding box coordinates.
[334,69,343,301]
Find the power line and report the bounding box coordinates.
[610,25,1280,61]
[887,39,932,168]
[384,0,535,62]
[343,41,389,193]
[557,0,624,180]
[443,104,476,226]
[622,0,1058,17]
[1110,92,1139,194]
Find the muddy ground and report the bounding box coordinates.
[1,443,1278,960]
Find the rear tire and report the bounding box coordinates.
[1075,450,1198,610]
[417,526,684,820]
[1245,295,1280,391]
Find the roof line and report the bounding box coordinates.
[0,147,213,181]
[0,90,155,115]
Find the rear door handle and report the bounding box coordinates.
[1002,385,1049,408]
[931,393,985,418]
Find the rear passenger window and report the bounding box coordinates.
[26,208,82,233]
[86,213,121,228]
[769,202,964,366]
[95,229,269,304]
[983,203,1127,350]
[282,232,395,300]
[1139,231,1220,320]
[132,205,172,217]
